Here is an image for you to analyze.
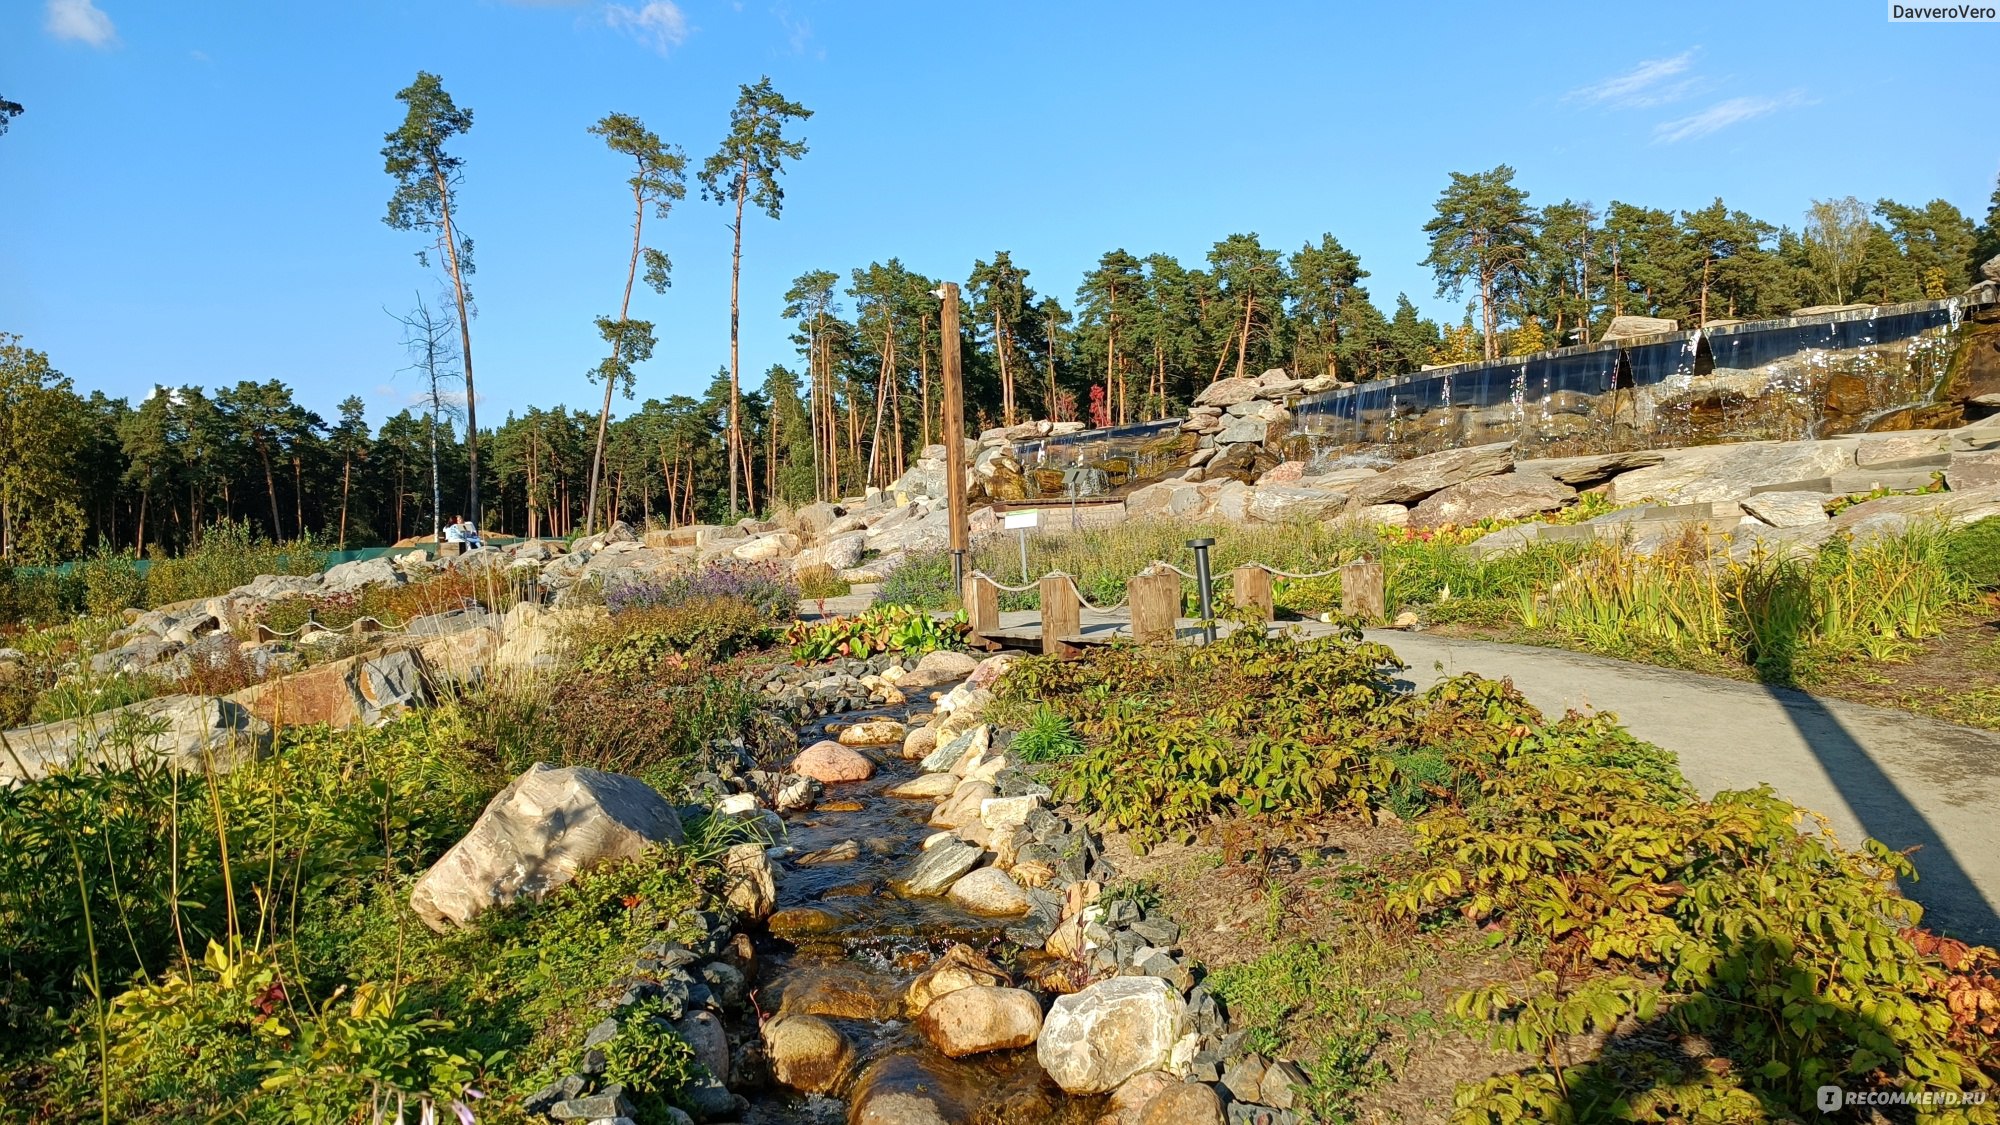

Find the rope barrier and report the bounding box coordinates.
[1247,563,1347,580]
[254,599,481,640]
[965,569,1044,594]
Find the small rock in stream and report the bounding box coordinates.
[899,839,982,895]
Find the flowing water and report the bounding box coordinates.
[737,683,1104,1124]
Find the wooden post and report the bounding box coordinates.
[1040,575,1080,656]
[1231,565,1274,621]
[1340,558,1386,624]
[963,573,1001,640]
[1129,572,1182,645]
[940,283,969,585]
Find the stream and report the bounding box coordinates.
[737,675,1105,1125]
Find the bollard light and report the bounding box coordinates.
[949,549,967,602]
[1187,537,1217,643]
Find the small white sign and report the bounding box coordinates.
[1003,509,1040,530]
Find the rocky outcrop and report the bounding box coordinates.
[1409,472,1576,530]
[228,649,426,729]
[408,763,685,930]
[1,694,272,783]
[1347,441,1516,505]
[1604,439,1858,505]
[1036,977,1188,1095]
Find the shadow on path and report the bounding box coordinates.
[1754,679,2000,944]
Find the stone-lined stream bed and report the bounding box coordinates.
[519,648,1307,1125]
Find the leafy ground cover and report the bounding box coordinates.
[996,625,2000,1123]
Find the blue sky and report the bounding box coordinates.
[3,0,1995,426]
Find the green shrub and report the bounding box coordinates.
[77,547,147,617]
[1010,623,2000,1120]
[1539,529,1970,681]
[2,697,731,1123]
[0,563,83,625]
[144,519,326,608]
[875,549,957,610]
[784,605,970,662]
[1946,515,2000,589]
[1011,704,1084,763]
[489,657,788,789]
[594,997,706,1118]
[28,669,155,723]
[582,597,775,674]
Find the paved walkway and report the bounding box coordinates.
[982,607,2000,944]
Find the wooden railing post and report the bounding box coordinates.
[1128,571,1182,645]
[963,573,1001,640]
[1039,575,1081,656]
[1231,565,1274,622]
[1339,558,1386,624]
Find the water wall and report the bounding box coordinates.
[1289,296,1993,459]
[1003,294,1999,497]
[1010,418,1193,500]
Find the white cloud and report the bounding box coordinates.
[1564,49,1700,107]
[45,0,117,47]
[603,1,688,53]
[1652,90,1811,143]
[773,3,814,55]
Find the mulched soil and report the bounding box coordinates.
[1099,813,1547,1123]
[1814,603,2000,731]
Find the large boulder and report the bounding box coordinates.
[916,986,1044,1058]
[2,694,272,783]
[1214,416,1271,446]
[229,649,427,730]
[321,556,406,596]
[792,740,876,784]
[947,867,1030,916]
[906,943,1012,1016]
[1601,314,1679,339]
[1192,377,1262,408]
[1408,473,1577,530]
[1036,976,1187,1095]
[491,602,607,677]
[408,763,684,930]
[1604,440,1855,505]
[763,1013,856,1094]
[1740,491,1830,528]
[817,532,867,571]
[1245,483,1353,524]
[1948,451,2000,491]
[1517,449,1669,487]
[1348,442,1516,505]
